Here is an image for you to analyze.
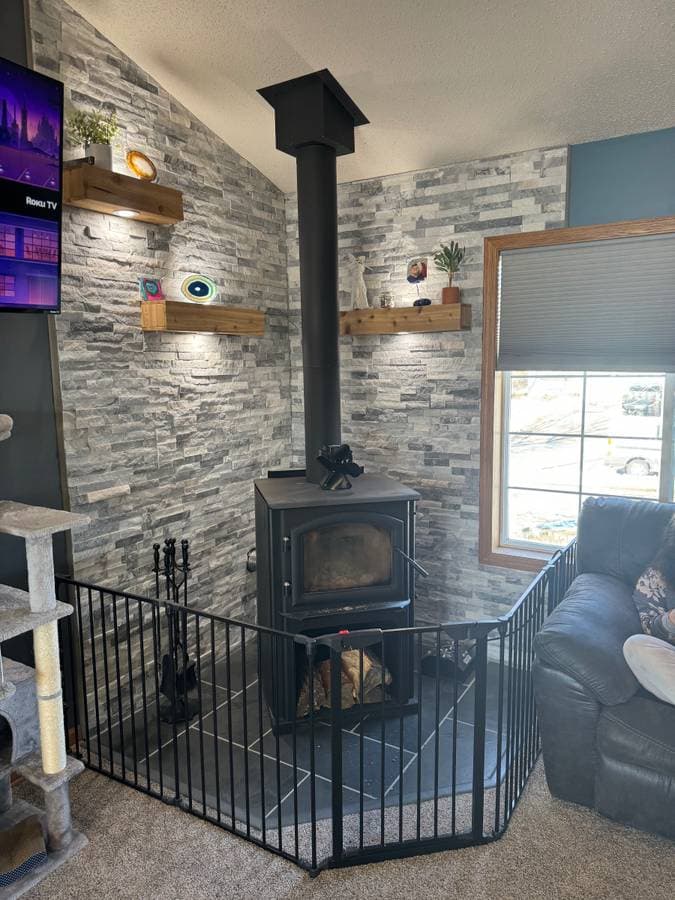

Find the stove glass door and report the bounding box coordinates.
[303,522,392,593]
[288,511,406,611]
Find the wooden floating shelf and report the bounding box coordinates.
[340,303,472,336]
[141,300,265,335]
[63,162,184,225]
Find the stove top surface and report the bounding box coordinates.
[255,472,419,509]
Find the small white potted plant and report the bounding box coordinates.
[66,109,118,170]
[433,241,466,304]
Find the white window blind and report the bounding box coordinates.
[497,232,675,372]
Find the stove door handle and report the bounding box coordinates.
[394,547,429,578]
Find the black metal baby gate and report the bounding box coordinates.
[55,541,577,875]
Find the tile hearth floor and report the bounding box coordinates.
[86,645,504,833]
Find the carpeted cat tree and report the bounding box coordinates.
[0,414,89,898]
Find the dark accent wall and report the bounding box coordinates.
[0,0,68,663]
[568,128,675,226]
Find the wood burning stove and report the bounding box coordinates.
[255,71,422,726]
[255,473,420,726]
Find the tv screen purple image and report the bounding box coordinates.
[0,56,63,312]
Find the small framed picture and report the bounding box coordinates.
[139,277,164,301]
[406,257,428,284]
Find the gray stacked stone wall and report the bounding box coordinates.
[285,150,568,624]
[27,0,568,633]
[29,0,291,619]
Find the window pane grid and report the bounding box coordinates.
[501,372,668,549]
[507,485,662,502]
[509,431,662,441]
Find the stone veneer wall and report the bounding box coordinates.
[27,0,569,631]
[29,0,291,619]
[285,150,568,625]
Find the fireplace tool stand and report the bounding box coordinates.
[153,539,199,724]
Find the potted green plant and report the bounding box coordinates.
[66,109,118,170]
[433,241,466,304]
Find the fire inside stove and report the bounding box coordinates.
[303,522,392,592]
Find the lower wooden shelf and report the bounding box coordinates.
[340,303,471,336]
[140,300,265,335]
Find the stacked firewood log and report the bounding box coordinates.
[296,649,392,716]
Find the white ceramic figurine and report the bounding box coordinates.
[349,254,370,309]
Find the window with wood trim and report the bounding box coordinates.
[480,217,675,572]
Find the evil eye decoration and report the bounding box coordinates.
[180,274,218,304]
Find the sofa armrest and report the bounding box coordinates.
[534,573,640,706]
[532,659,600,807]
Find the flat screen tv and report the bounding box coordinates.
[0,56,63,312]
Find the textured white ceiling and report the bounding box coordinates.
[66,0,675,192]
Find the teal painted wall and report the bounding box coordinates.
[569,127,675,503]
[568,127,675,226]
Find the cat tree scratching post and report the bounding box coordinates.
[0,500,89,895]
[24,532,69,775]
[0,504,88,778]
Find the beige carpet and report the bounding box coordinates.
[18,763,673,900]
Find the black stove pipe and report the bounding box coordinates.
[258,70,368,484]
[296,144,341,483]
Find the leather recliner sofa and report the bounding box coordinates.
[533,495,675,839]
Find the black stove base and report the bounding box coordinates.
[261,606,414,732]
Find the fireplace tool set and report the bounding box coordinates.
[152,538,199,723]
